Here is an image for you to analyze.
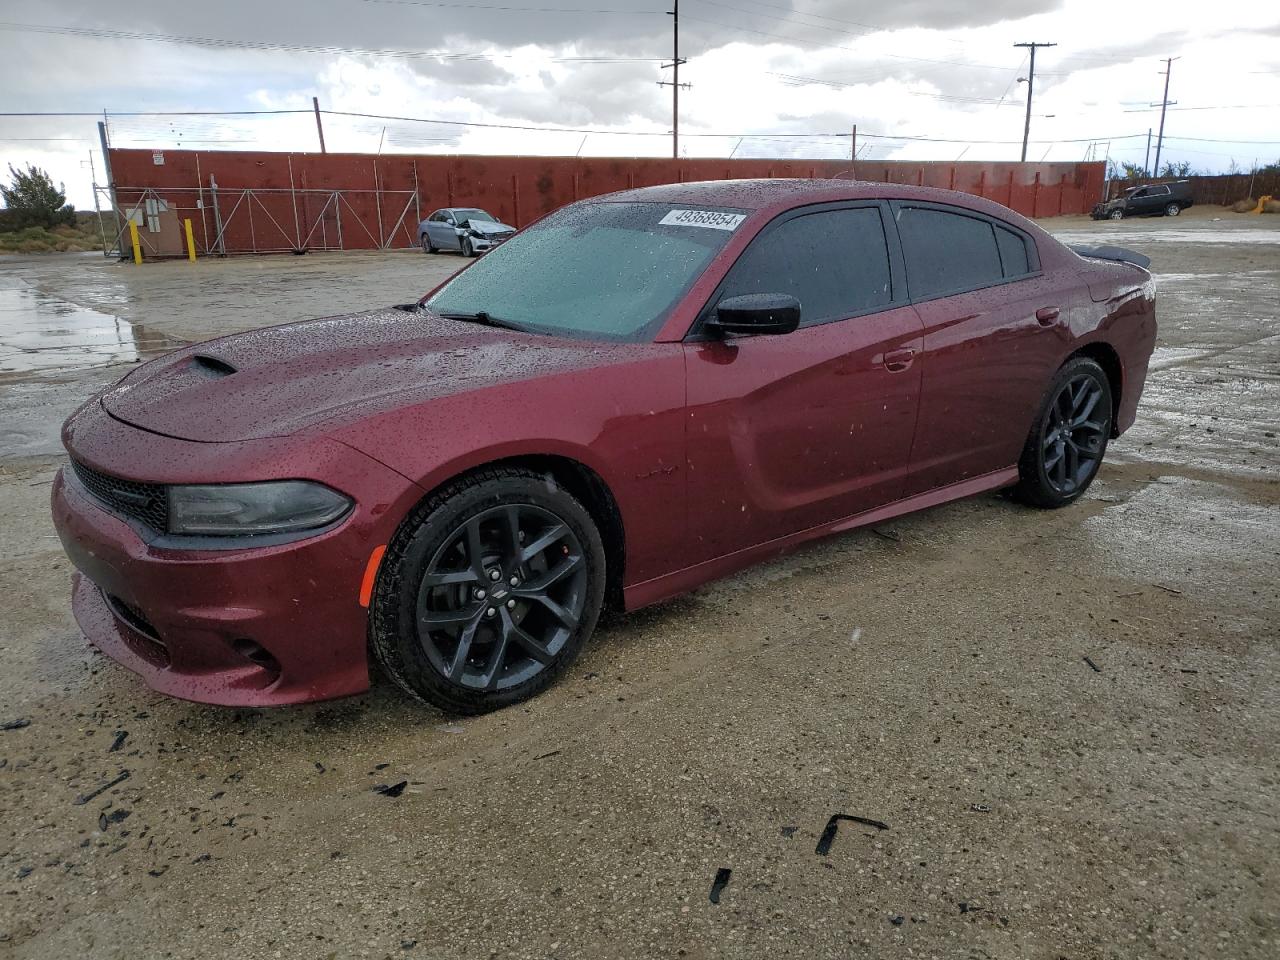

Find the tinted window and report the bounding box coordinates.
[428,201,741,342]
[717,207,892,326]
[1150,185,1170,196]
[896,207,1003,299]
[995,225,1031,278]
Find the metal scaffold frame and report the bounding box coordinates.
[92,183,421,258]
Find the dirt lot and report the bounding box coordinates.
[1,210,1277,959]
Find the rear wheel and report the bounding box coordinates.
[370,468,606,714]
[1013,357,1112,509]
[1108,209,1125,220]
[1164,203,1181,217]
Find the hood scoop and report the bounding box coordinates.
[189,354,237,378]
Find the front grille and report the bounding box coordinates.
[71,461,169,533]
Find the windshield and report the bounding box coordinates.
[427,201,747,342]
[453,209,494,225]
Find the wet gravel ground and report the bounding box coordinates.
[0,211,1277,959]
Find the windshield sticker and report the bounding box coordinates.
[659,209,747,232]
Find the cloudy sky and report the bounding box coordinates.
[2,0,1278,207]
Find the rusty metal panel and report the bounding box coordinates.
[106,148,1107,255]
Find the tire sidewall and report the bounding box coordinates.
[372,471,606,713]
[1165,203,1180,217]
[1109,209,1124,220]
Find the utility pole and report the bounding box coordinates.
[1151,57,1178,180]
[313,96,327,154]
[658,1,689,159]
[1144,128,1152,177]
[1013,41,1055,162]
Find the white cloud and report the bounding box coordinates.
[2,0,1278,207]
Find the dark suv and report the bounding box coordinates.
[1092,180,1193,220]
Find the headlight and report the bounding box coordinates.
[167,481,352,536]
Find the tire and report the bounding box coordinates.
[460,237,474,258]
[1164,203,1181,217]
[1108,209,1124,221]
[421,234,436,254]
[370,467,607,714]
[1012,357,1113,509]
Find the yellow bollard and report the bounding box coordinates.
[184,218,196,261]
[128,221,142,265]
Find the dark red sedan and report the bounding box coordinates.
[52,179,1156,713]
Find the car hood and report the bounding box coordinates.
[463,219,515,234]
[100,309,622,443]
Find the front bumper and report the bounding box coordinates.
[469,234,512,251]
[51,404,420,706]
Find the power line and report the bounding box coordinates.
[769,71,1020,106]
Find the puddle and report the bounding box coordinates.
[0,282,185,377]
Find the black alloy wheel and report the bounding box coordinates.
[1164,203,1181,217]
[417,504,588,691]
[370,467,606,713]
[1014,357,1113,508]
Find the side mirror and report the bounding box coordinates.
[707,293,801,337]
[446,218,456,226]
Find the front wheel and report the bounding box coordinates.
[460,236,475,258]
[370,468,606,714]
[1013,357,1113,509]
[1108,209,1125,221]
[1164,203,1181,217]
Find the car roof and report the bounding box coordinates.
[586,177,1039,225]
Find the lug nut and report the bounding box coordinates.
[489,569,501,581]
[506,599,516,609]
[509,575,519,586]
[474,588,487,600]
[486,607,496,617]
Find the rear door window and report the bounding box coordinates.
[896,206,1004,299]
[716,206,893,327]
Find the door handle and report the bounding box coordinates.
[882,347,916,373]
[1036,306,1061,325]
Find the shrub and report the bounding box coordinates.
[1231,198,1257,212]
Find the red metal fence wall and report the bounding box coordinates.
[107,148,1107,255]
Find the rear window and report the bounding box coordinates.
[897,207,1004,299]
[995,225,1032,278]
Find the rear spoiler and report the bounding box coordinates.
[1069,244,1151,270]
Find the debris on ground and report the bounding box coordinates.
[815,814,889,856]
[98,809,131,830]
[709,867,732,904]
[73,770,130,805]
[374,781,408,798]
[1083,656,1102,673]
[108,731,128,752]
[970,803,991,813]
[2,718,31,731]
